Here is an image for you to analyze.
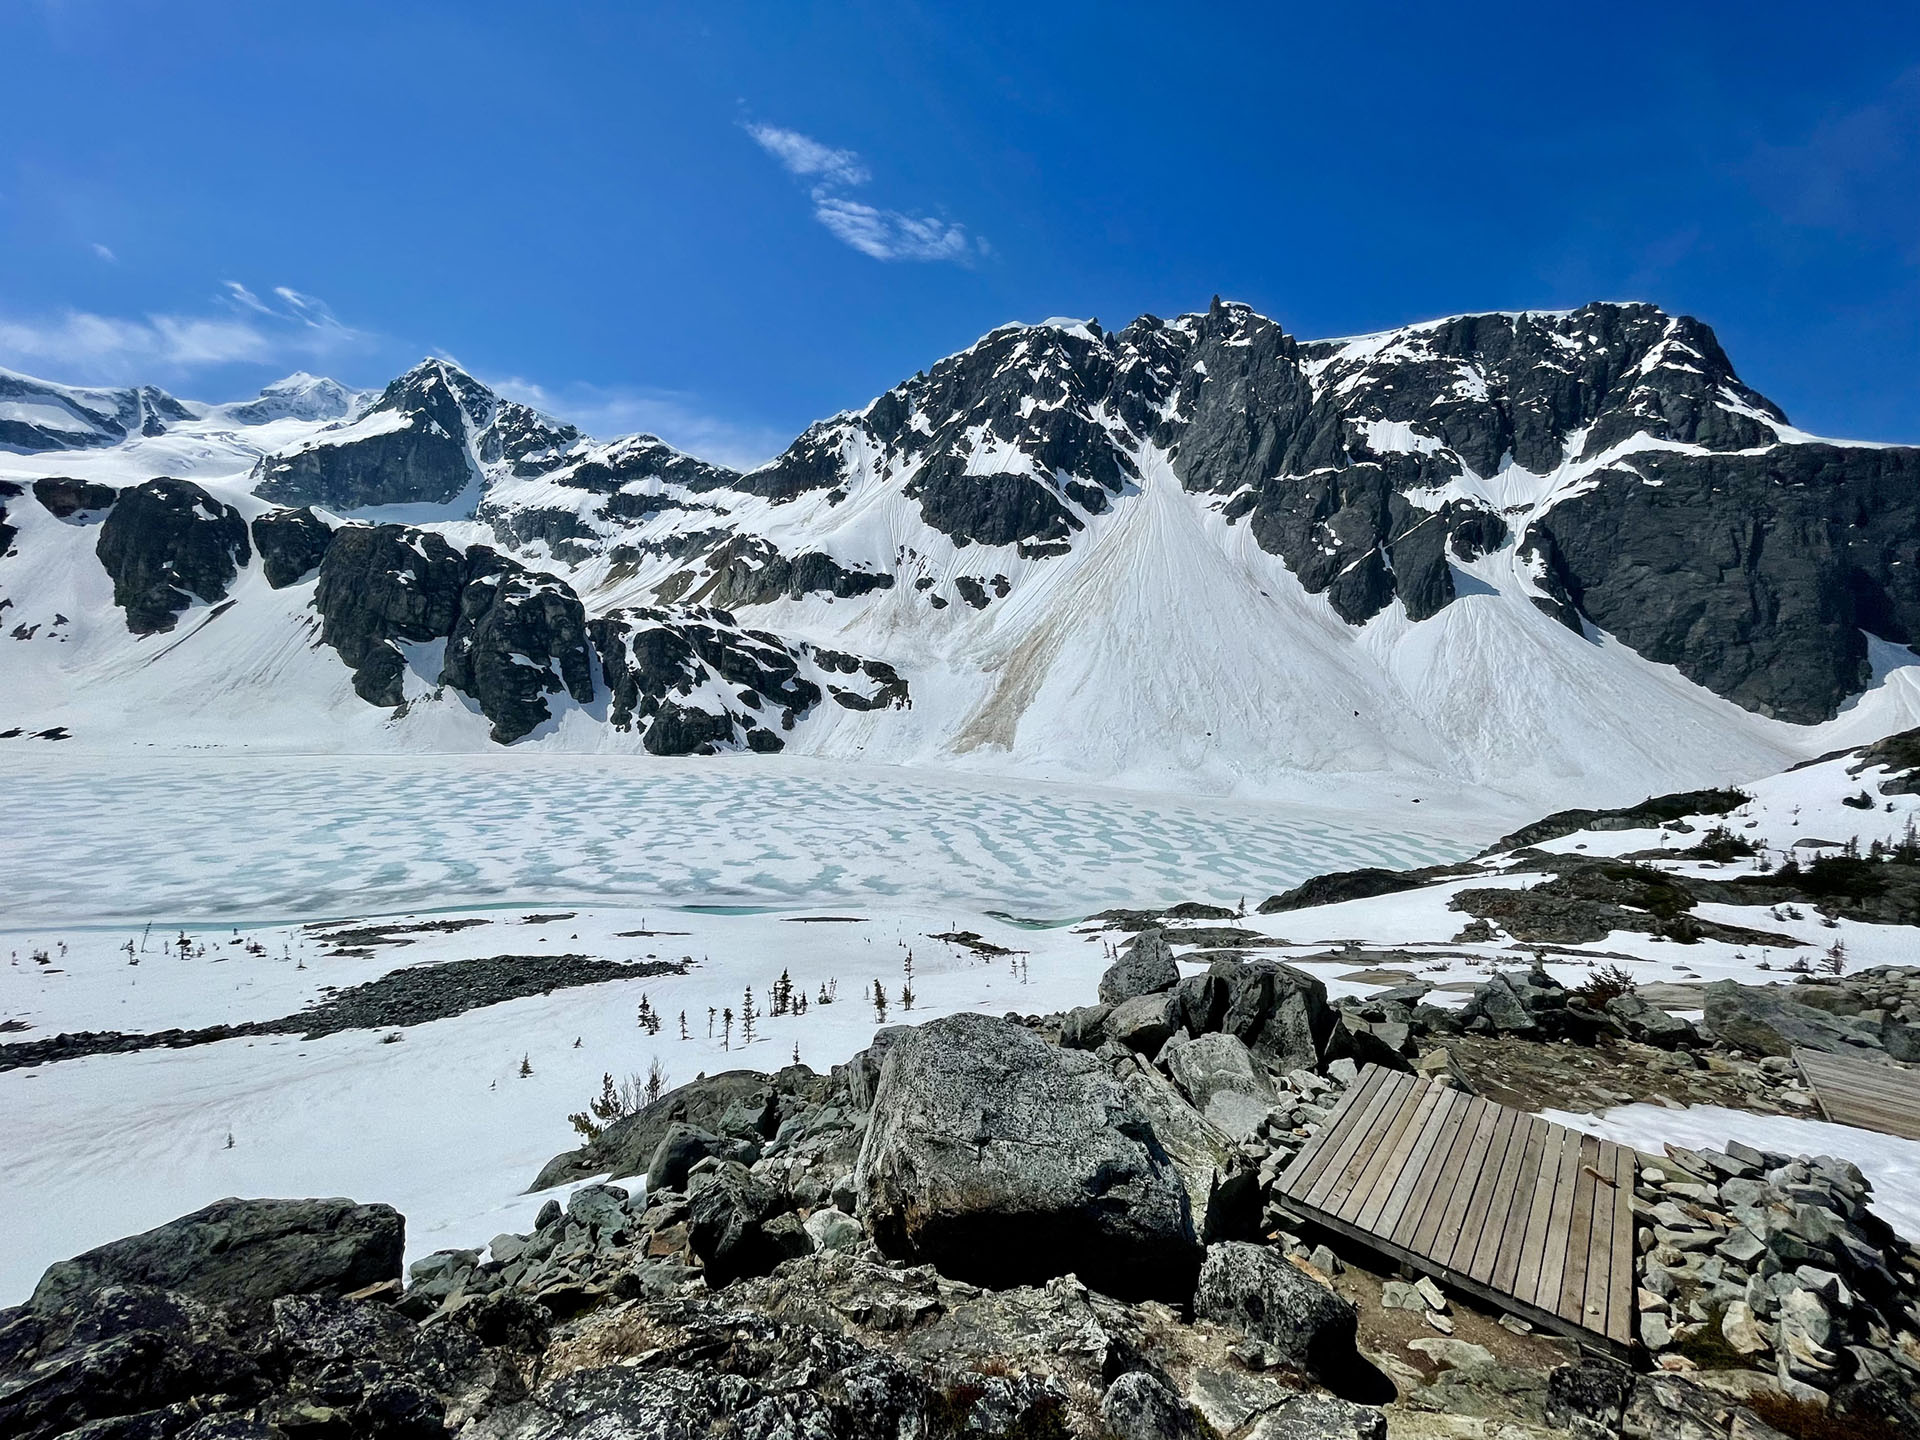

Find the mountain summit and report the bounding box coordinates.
[2,300,1917,807]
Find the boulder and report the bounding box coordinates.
[846,1025,911,1110]
[1162,1032,1276,1117]
[1704,981,1890,1059]
[686,1163,806,1287]
[1245,1395,1386,1440]
[1192,1243,1358,1384]
[803,1207,864,1253]
[855,1012,1200,1299]
[249,506,333,588]
[1102,1371,1208,1440]
[646,1124,739,1194]
[533,1070,780,1189]
[1108,992,1180,1054]
[1174,959,1336,1073]
[1100,929,1180,1005]
[1105,1048,1261,1242]
[1059,1003,1113,1050]
[1605,993,1699,1049]
[94,477,251,634]
[29,1198,403,1312]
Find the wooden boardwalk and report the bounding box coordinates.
[1270,1065,1635,1354]
[1795,1047,1920,1141]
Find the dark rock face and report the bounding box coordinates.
[93,477,250,634]
[590,604,906,755]
[1524,443,1920,722]
[254,359,578,511]
[31,477,118,519]
[312,525,596,740]
[28,1198,403,1312]
[314,524,470,704]
[855,1011,1200,1300]
[440,555,595,742]
[696,534,895,607]
[249,505,333,588]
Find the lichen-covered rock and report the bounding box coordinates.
[1192,1242,1359,1385]
[855,1012,1200,1299]
[1174,958,1337,1073]
[93,477,250,634]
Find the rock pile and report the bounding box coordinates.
[1631,1138,1920,1407]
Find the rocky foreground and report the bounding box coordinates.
[5,943,1920,1440]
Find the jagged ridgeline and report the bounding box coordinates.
[5,299,1918,759]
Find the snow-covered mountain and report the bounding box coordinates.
[4,301,1919,812]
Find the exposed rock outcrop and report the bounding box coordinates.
[28,1197,403,1313]
[93,476,250,634]
[855,1011,1201,1299]
[250,505,333,588]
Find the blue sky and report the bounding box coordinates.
[3,1,1918,463]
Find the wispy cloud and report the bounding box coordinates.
[0,283,369,384]
[743,123,870,189]
[89,242,116,263]
[489,373,788,471]
[744,120,983,264]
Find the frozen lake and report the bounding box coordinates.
[0,752,1474,926]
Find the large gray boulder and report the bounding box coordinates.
[1162,1032,1276,1117]
[28,1197,403,1313]
[1193,1242,1359,1385]
[1704,980,1891,1059]
[1105,1048,1261,1243]
[1099,930,1181,1006]
[855,1012,1200,1299]
[1108,992,1181,1054]
[1173,959,1337,1073]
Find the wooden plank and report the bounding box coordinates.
[1555,1134,1603,1326]
[1392,1092,1479,1251]
[1377,1087,1465,1242]
[1414,1097,1501,1261]
[1579,1140,1620,1333]
[1528,1126,1584,1310]
[1268,1187,1632,1361]
[1353,1079,1444,1232]
[1490,1117,1549,1294]
[1318,1073,1416,1216]
[1280,1065,1392,1197]
[1471,1112,1540,1285]
[1510,1119,1567,1305]
[1443,1105,1519,1273]
[1605,1141,1637,1345]
[1794,1048,1920,1140]
[1336,1075,1430,1225]
[1303,1070,1407,1210]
